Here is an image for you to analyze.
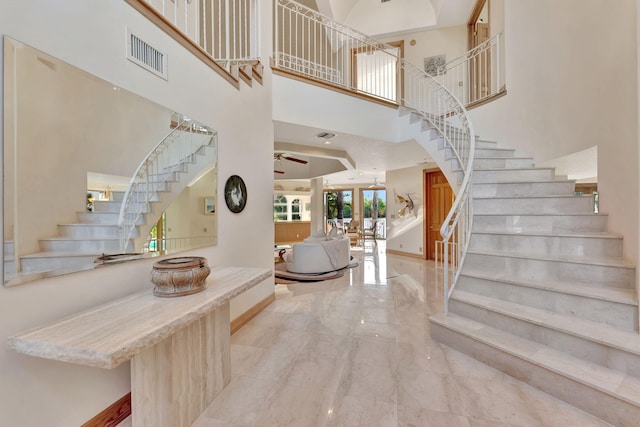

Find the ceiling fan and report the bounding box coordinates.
[274,152,308,175]
[368,178,385,188]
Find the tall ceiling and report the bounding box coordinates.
[274,0,477,186]
[315,0,476,37]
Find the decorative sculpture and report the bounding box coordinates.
[394,190,416,218]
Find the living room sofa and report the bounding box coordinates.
[286,234,350,274]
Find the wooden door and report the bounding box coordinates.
[469,0,491,102]
[425,170,454,260]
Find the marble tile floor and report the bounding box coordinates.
[192,241,613,427]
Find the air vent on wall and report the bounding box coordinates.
[127,30,168,80]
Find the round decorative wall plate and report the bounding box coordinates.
[224,175,247,213]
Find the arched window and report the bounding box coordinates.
[291,198,301,221]
[274,195,288,221]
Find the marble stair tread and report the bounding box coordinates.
[38,237,121,244]
[452,290,640,356]
[474,148,516,153]
[473,166,554,172]
[474,212,606,217]
[466,248,635,268]
[473,194,593,200]
[473,157,534,163]
[20,251,104,259]
[429,312,640,405]
[471,230,623,239]
[473,178,574,184]
[460,269,637,305]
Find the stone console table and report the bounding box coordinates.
[8,266,271,427]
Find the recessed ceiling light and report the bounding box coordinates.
[316,132,336,139]
[323,140,332,145]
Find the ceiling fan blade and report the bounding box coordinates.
[274,169,285,174]
[282,155,308,165]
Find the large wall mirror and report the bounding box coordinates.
[3,37,218,286]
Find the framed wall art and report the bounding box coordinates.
[204,197,216,215]
[224,175,247,213]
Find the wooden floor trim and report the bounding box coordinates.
[81,393,131,427]
[465,87,507,111]
[231,292,276,335]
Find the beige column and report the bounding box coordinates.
[310,177,325,233]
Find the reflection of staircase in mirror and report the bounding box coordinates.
[13,142,216,280]
[19,191,133,277]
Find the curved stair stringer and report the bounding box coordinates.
[129,146,217,253]
[397,106,463,194]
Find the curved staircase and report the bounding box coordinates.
[430,139,640,426]
[14,127,216,280]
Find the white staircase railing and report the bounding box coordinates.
[274,0,400,103]
[273,0,476,313]
[402,61,476,314]
[118,115,217,252]
[435,33,505,107]
[131,0,260,72]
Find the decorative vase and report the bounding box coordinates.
[151,256,211,297]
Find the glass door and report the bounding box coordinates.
[360,188,387,240]
[324,189,353,233]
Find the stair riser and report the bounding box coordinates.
[456,276,637,330]
[474,169,555,183]
[431,324,640,426]
[132,182,170,194]
[39,240,121,253]
[473,181,575,198]
[464,253,634,289]
[474,148,516,158]
[474,158,534,169]
[110,192,125,203]
[77,212,144,226]
[4,262,15,278]
[92,201,121,213]
[20,256,98,273]
[148,172,179,183]
[468,233,623,258]
[449,299,640,378]
[474,196,594,215]
[475,140,498,149]
[472,214,608,233]
[58,225,139,239]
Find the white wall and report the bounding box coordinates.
[385,165,425,256]
[379,25,467,74]
[469,0,639,263]
[0,0,274,425]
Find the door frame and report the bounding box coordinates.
[424,168,455,261]
[468,0,490,50]
[351,40,405,104]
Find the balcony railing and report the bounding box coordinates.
[273,0,401,103]
[435,33,505,107]
[126,0,260,83]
